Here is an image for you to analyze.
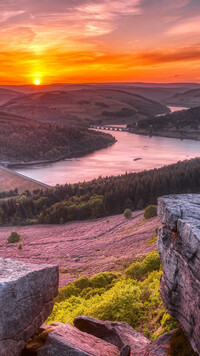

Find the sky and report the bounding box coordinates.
[0,0,200,84]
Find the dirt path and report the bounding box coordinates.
[0,211,160,287]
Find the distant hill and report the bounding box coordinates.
[0,111,115,164]
[165,88,200,108]
[0,88,170,126]
[132,106,200,140]
[0,88,21,105]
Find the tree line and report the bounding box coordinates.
[0,112,115,162]
[1,157,200,225]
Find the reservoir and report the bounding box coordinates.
[16,126,200,186]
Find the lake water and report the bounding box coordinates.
[16,132,200,186]
[168,106,188,113]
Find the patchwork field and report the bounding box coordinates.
[0,211,159,287]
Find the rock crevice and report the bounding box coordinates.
[158,194,200,355]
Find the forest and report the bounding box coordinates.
[136,106,200,131]
[0,111,115,163]
[0,157,200,225]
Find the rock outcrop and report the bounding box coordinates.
[0,258,58,356]
[24,322,120,355]
[74,316,150,353]
[158,194,200,355]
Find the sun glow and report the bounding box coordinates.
[34,78,41,85]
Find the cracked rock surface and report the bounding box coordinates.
[0,258,58,356]
[158,194,200,355]
[36,322,120,356]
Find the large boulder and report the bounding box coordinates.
[157,194,200,355]
[25,322,120,355]
[74,316,150,353]
[0,258,58,356]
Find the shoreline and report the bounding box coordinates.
[1,140,116,169]
[129,129,200,142]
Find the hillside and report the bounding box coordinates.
[131,106,200,140]
[0,88,170,126]
[0,111,115,164]
[0,166,49,193]
[0,88,21,105]
[166,88,200,108]
[0,211,159,287]
[1,157,200,226]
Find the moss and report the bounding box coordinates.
[168,329,198,356]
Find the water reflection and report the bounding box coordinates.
[16,130,200,186]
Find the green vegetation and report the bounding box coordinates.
[168,329,198,356]
[125,250,160,280]
[0,188,18,199]
[146,235,158,245]
[48,250,177,340]
[1,157,200,225]
[18,243,23,250]
[123,208,132,219]
[7,231,21,243]
[136,106,200,136]
[144,205,157,219]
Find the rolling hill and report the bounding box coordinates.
[132,106,200,140]
[165,88,200,108]
[0,88,21,105]
[0,111,115,164]
[0,88,170,126]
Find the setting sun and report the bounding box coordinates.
[34,79,41,85]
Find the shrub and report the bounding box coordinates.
[81,287,106,300]
[74,276,90,290]
[124,208,132,219]
[18,243,23,250]
[90,272,119,288]
[144,205,157,219]
[125,250,160,280]
[55,284,81,302]
[7,231,21,243]
[47,251,175,341]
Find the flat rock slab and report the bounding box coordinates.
[74,316,150,352]
[158,194,200,355]
[36,323,120,356]
[0,258,58,356]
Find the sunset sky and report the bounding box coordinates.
[1,0,200,84]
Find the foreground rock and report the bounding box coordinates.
[74,316,150,353]
[24,322,120,355]
[0,258,58,356]
[158,194,200,355]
